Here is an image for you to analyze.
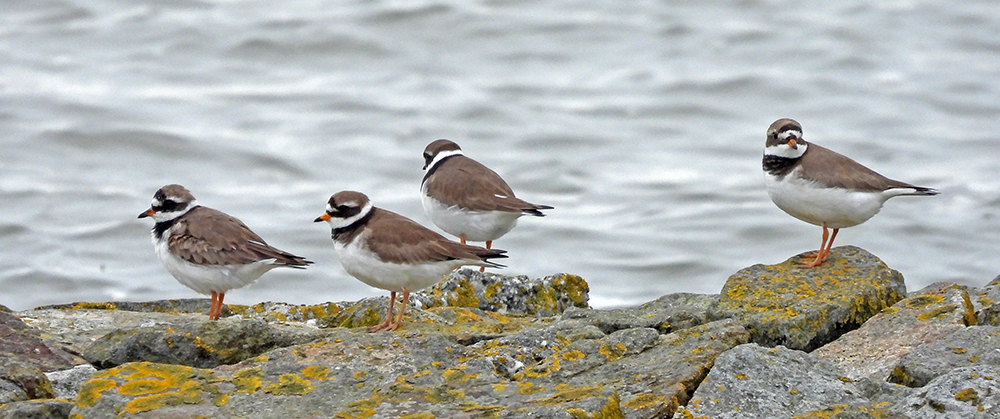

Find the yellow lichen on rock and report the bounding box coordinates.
[232,367,263,393]
[262,373,316,396]
[302,365,331,381]
[76,378,118,409]
[622,392,665,410]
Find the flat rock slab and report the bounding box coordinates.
[563,293,717,334]
[889,325,1000,387]
[70,319,748,419]
[673,343,867,419]
[82,317,331,369]
[814,282,975,380]
[710,246,906,351]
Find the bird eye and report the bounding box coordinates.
[159,199,178,211]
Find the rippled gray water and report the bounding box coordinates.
[1,0,998,310]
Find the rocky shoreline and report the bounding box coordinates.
[1,245,998,418]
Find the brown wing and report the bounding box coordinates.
[426,156,552,214]
[363,208,507,265]
[169,207,311,267]
[799,142,920,192]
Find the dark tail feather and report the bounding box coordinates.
[911,186,940,196]
[479,248,508,268]
[524,204,554,217]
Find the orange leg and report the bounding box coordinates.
[208,292,219,320]
[800,227,839,268]
[385,288,411,332]
[460,235,467,244]
[370,291,397,332]
[479,241,493,272]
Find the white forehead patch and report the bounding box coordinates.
[776,129,802,142]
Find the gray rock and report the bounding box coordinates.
[974,276,1000,325]
[0,310,83,372]
[0,399,74,419]
[70,318,748,418]
[562,292,716,334]
[0,360,54,403]
[17,308,213,356]
[710,246,907,351]
[37,299,217,315]
[890,365,1000,418]
[82,316,330,369]
[44,364,98,400]
[889,326,1000,387]
[674,343,867,419]
[0,378,29,405]
[414,269,591,316]
[814,282,974,380]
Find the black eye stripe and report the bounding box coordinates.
[154,199,182,212]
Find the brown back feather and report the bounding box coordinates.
[362,208,507,265]
[425,156,551,214]
[799,142,919,192]
[169,207,311,267]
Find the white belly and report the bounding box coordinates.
[420,191,521,242]
[153,235,278,295]
[334,237,471,293]
[765,171,887,229]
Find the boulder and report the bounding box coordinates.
[82,316,331,369]
[0,310,83,372]
[889,326,1000,387]
[814,282,975,380]
[710,246,906,351]
[974,275,1000,325]
[673,343,868,418]
[0,399,74,419]
[891,365,1000,418]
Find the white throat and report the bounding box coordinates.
[426,149,464,171]
[325,201,374,230]
[764,143,807,159]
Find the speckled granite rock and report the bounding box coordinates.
[813,282,975,380]
[415,269,590,316]
[889,325,1000,387]
[709,245,907,351]
[891,365,1000,418]
[44,365,98,401]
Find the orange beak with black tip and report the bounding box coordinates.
[138,208,155,219]
[314,213,331,222]
[786,138,798,149]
